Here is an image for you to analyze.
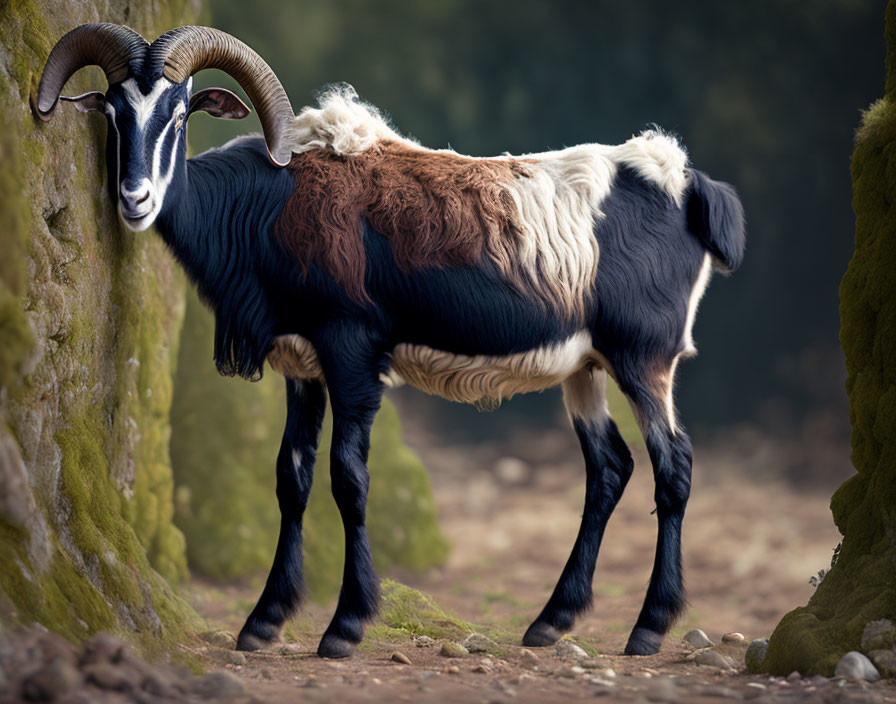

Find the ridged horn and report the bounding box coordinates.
[148,26,295,166]
[35,23,148,120]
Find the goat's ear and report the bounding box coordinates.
[59,91,106,114]
[188,88,251,120]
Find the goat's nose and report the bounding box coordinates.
[119,180,154,218]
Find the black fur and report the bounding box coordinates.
[686,168,746,273]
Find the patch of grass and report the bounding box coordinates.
[380,578,475,641]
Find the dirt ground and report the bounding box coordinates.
[180,415,896,703]
[4,411,892,703]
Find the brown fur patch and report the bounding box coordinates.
[276,140,534,302]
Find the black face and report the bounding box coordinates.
[63,76,250,230]
[101,77,191,231]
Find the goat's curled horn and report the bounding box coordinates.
[34,23,148,120]
[149,26,295,166]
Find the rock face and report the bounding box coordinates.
[171,288,450,597]
[0,1,201,655]
[764,1,896,676]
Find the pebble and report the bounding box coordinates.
[555,639,589,659]
[445,665,460,675]
[462,633,499,654]
[701,685,738,698]
[785,670,801,682]
[80,633,127,665]
[683,629,714,649]
[868,649,896,678]
[722,632,745,644]
[21,658,82,701]
[834,651,880,682]
[645,675,678,702]
[390,651,412,665]
[694,649,733,670]
[199,631,237,650]
[744,638,769,673]
[191,671,246,698]
[223,650,246,666]
[439,642,469,658]
[278,643,303,655]
[861,619,896,652]
[414,636,436,647]
[83,662,132,691]
[519,649,539,669]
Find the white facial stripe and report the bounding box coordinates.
[121,78,173,129]
[105,103,121,198]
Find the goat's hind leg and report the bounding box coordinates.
[237,378,327,651]
[621,368,693,656]
[523,368,634,647]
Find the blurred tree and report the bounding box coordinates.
[762,1,896,676]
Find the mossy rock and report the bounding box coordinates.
[171,288,450,597]
[0,0,203,659]
[763,1,896,676]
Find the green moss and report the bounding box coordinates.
[764,1,896,676]
[171,288,449,597]
[377,578,475,641]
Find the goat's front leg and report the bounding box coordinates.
[237,377,327,651]
[316,340,386,659]
[523,368,634,646]
[621,370,692,656]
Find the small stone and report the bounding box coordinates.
[861,620,896,653]
[199,631,238,650]
[600,667,616,678]
[683,629,714,649]
[745,638,769,673]
[22,658,82,701]
[223,650,246,666]
[83,662,132,691]
[414,636,436,647]
[80,633,127,665]
[555,639,588,659]
[191,671,245,698]
[785,670,801,682]
[278,643,303,656]
[695,649,733,670]
[701,685,737,698]
[493,457,532,486]
[834,651,880,682]
[519,649,539,668]
[868,649,896,678]
[722,632,745,644]
[645,676,678,702]
[472,661,492,674]
[445,665,460,675]
[390,651,412,665]
[461,633,499,654]
[439,641,469,658]
[142,672,177,698]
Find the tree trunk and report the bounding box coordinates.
[762,1,896,676]
[0,0,202,658]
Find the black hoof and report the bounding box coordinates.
[522,621,564,647]
[624,627,663,656]
[236,622,281,652]
[317,633,356,659]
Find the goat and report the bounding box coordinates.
[36,24,745,659]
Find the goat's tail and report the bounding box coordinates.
[685,168,745,273]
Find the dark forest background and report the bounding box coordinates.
[188,0,886,455]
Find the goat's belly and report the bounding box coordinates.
[267,332,596,407]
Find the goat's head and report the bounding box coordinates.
[34,24,295,231]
